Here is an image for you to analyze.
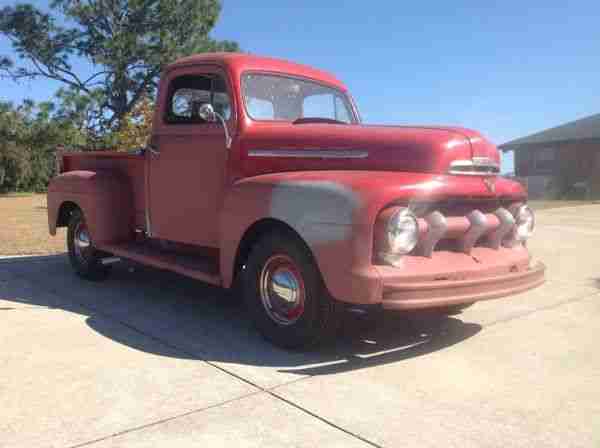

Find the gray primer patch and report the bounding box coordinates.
[269,180,360,244]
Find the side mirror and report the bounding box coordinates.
[197,103,232,150]
[198,103,217,122]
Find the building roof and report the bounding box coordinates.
[166,52,347,91]
[499,112,600,151]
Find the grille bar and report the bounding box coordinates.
[418,211,447,258]
[459,210,488,254]
[416,207,516,257]
[488,208,515,249]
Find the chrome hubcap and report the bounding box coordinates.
[259,255,306,325]
[73,221,92,262]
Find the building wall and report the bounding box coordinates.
[513,140,600,198]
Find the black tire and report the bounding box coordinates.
[67,209,111,281]
[243,231,341,350]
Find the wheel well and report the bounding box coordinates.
[56,201,80,228]
[233,218,316,283]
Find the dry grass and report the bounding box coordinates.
[0,194,66,256]
[529,200,600,211]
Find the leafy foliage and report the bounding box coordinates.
[0,0,238,191]
[0,100,85,192]
[114,95,154,151]
[0,0,239,137]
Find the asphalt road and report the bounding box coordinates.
[1,205,599,447]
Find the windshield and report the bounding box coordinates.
[242,73,357,123]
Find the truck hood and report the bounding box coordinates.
[240,123,501,176]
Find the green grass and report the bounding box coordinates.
[0,192,36,198]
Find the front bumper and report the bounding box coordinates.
[373,246,545,310]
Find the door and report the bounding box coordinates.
[148,66,234,247]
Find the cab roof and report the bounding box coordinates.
[166,52,348,91]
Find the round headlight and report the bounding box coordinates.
[386,208,419,255]
[515,204,535,241]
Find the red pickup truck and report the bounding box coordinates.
[48,53,545,349]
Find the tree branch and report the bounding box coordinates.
[82,70,109,85]
[28,57,92,95]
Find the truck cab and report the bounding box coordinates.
[48,53,545,349]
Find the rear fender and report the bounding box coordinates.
[47,170,133,244]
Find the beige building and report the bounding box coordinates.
[499,113,600,199]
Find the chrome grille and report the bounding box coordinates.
[416,207,516,257]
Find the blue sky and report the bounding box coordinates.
[2,1,600,172]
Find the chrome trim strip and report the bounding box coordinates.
[472,156,495,165]
[448,158,500,176]
[448,171,499,176]
[248,149,369,159]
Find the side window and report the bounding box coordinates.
[165,74,231,124]
[303,93,352,123]
[303,94,335,119]
[335,96,351,123]
[246,97,274,119]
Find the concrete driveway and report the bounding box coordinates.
[1,205,599,447]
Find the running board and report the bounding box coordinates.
[97,242,221,286]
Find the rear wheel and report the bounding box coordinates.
[243,231,341,350]
[67,209,111,281]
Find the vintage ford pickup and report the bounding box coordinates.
[48,53,545,348]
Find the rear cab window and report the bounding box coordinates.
[165,74,232,124]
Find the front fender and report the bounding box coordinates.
[47,170,133,244]
[219,172,382,303]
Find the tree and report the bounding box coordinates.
[0,0,239,138]
[0,100,85,192]
[113,95,154,151]
[0,102,30,190]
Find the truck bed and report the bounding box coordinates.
[59,150,147,230]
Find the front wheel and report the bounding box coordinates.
[243,231,341,350]
[67,209,111,281]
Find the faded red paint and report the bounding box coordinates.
[47,53,544,310]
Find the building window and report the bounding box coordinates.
[533,147,555,173]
